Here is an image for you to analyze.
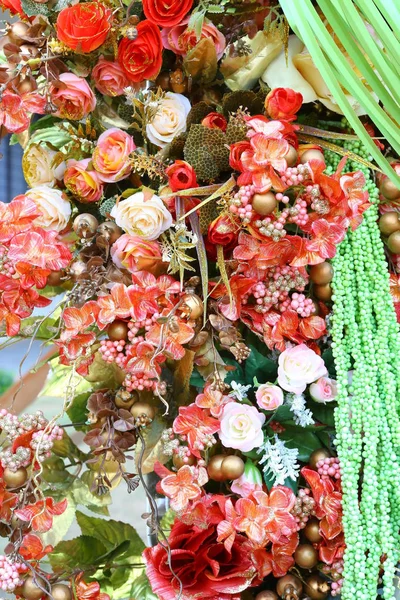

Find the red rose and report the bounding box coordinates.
[118,20,163,83]
[143,0,193,27]
[56,3,112,53]
[208,214,238,248]
[166,160,198,192]
[201,112,228,132]
[229,140,251,171]
[265,88,303,122]
[143,514,257,599]
[0,0,24,15]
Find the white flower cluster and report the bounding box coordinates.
[289,393,314,427]
[257,435,300,485]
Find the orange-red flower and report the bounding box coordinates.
[265,88,303,122]
[74,573,110,600]
[15,497,68,532]
[19,533,53,560]
[56,2,112,53]
[146,312,195,360]
[159,465,203,512]
[0,90,46,134]
[118,20,163,83]
[143,0,193,27]
[173,404,220,458]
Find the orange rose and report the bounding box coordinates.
[118,20,163,83]
[143,0,193,27]
[64,159,104,203]
[56,2,112,53]
[265,88,303,122]
[92,58,130,96]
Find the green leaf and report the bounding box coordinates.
[41,494,76,547]
[50,535,108,571]
[30,125,72,149]
[66,392,91,430]
[130,573,159,600]
[51,430,88,461]
[272,404,294,422]
[308,399,336,427]
[244,345,277,386]
[75,511,145,562]
[189,369,205,388]
[21,0,49,16]
[71,476,111,511]
[279,427,322,462]
[223,357,245,386]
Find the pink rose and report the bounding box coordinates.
[50,73,96,121]
[92,128,135,183]
[256,383,284,411]
[231,460,263,498]
[161,17,226,60]
[111,234,163,274]
[309,376,338,403]
[64,158,104,203]
[220,402,265,452]
[92,57,130,96]
[278,344,328,395]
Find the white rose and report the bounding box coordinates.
[22,143,66,188]
[26,185,72,232]
[278,343,328,395]
[146,92,191,148]
[110,191,173,240]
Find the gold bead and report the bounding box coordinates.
[304,575,330,600]
[304,517,323,543]
[50,584,72,600]
[276,574,303,598]
[294,543,318,569]
[313,283,332,302]
[309,262,333,285]
[21,576,48,600]
[387,230,400,254]
[378,212,400,236]
[207,454,225,482]
[220,455,245,480]
[380,177,400,200]
[181,293,204,320]
[130,402,156,420]
[114,390,138,409]
[285,145,298,167]
[107,320,129,341]
[252,192,277,216]
[309,448,330,470]
[256,592,278,600]
[173,454,196,469]
[97,221,123,245]
[3,467,28,488]
[300,149,325,164]
[73,213,99,238]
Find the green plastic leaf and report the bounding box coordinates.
[279,427,322,462]
[51,431,87,461]
[130,573,159,600]
[66,392,91,430]
[71,476,111,511]
[75,511,145,561]
[244,345,277,386]
[308,399,336,427]
[41,494,76,547]
[30,125,72,150]
[50,535,108,571]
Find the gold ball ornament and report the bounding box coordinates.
[130,402,156,420]
[309,448,331,470]
[276,574,303,598]
[107,320,129,341]
[284,145,298,167]
[181,293,204,320]
[304,575,330,600]
[300,149,325,164]
[378,212,400,236]
[313,283,332,302]
[69,259,87,279]
[207,454,225,482]
[304,517,323,543]
[309,262,333,285]
[114,390,138,409]
[173,454,196,469]
[3,466,28,488]
[294,543,318,569]
[47,270,65,286]
[220,455,245,480]
[256,591,279,600]
[97,221,123,245]
[387,230,400,254]
[252,192,278,216]
[73,213,99,238]
[21,576,47,600]
[380,177,400,200]
[50,584,72,600]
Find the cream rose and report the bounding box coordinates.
[110,191,173,240]
[219,402,265,452]
[146,92,190,148]
[278,344,328,395]
[22,143,66,188]
[25,185,72,232]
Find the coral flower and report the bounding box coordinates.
[14,497,68,532]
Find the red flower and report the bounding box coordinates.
[0,90,46,134]
[97,282,159,327]
[159,465,203,512]
[173,404,220,458]
[146,313,195,360]
[144,508,257,599]
[74,574,110,600]
[56,3,112,53]
[0,0,24,15]
[8,229,72,270]
[143,0,193,27]
[118,20,163,83]
[15,497,68,532]
[265,88,303,122]
[19,534,53,560]
[166,160,198,192]
[252,532,299,578]
[229,140,252,171]
[0,477,18,522]
[301,468,342,540]
[0,196,39,244]
[214,274,256,321]
[201,112,228,132]
[207,214,239,250]
[306,219,346,260]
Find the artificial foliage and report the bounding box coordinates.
[0,1,400,599]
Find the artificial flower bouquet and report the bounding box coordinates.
[1,0,400,599]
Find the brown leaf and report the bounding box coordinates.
[184,38,218,84]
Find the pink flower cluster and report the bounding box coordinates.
[0,556,28,593]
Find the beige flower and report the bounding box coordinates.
[25,185,72,232]
[22,143,66,188]
[110,191,173,240]
[146,92,190,148]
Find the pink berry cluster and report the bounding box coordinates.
[283,292,315,317]
[280,164,309,188]
[322,559,344,597]
[0,556,28,593]
[291,488,316,530]
[161,427,215,458]
[0,246,16,276]
[99,339,127,365]
[317,456,341,481]
[229,184,255,225]
[30,425,64,463]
